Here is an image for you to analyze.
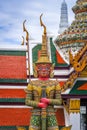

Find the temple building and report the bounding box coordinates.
[61,43,87,130]
[58,0,69,34]
[55,0,87,63]
[0,45,29,130]
[55,0,87,130]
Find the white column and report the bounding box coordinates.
[29,41,37,75]
[70,113,80,130]
[47,36,52,62]
[64,108,71,126]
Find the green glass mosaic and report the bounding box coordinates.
[47,115,58,127]
[32,44,41,63]
[30,115,41,127]
[0,79,27,83]
[0,50,26,56]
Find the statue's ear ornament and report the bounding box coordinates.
[33,63,38,78]
[50,63,55,78]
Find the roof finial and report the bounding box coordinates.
[23,20,29,42]
[40,13,46,35]
[21,36,24,45]
[23,20,31,82]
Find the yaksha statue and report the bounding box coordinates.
[25,14,62,130]
[25,70,62,130]
[25,64,62,130]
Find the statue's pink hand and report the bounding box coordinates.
[38,102,47,108]
[40,98,50,104]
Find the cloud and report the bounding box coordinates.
[0,0,76,45]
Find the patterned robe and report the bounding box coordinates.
[25,80,62,130]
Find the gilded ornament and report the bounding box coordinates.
[46,86,55,97]
[33,85,42,97]
[56,83,61,91]
[21,36,25,45]
[61,125,72,130]
[23,20,29,42]
[62,72,78,92]
[69,44,87,72]
[40,13,46,35]
[33,63,38,78]
[27,84,33,91]
[69,99,80,113]
[17,127,26,130]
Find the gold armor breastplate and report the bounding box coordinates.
[28,80,58,101]
[32,85,55,100]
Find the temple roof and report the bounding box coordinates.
[0,89,26,105]
[69,79,87,95]
[55,0,87,45]
[0,49,27,83]
[0,108,31,126]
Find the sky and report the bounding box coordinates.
[0,0,77,45]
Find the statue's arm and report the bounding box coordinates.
[48,84,62,105]
[25,90,39,107]
[25,84,39,107]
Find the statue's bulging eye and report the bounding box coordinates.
[38,66,42,70]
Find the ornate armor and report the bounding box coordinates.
[25,80,62,130]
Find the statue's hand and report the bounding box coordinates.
[40,98,50,104]
[38,102,47,108]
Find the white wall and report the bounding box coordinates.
[64,108,71,126]
[70,113,80,130]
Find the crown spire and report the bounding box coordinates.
[40,13,46,35]
[36,14,50,63]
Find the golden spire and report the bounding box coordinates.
[36,14,50,63]
[21,36,24,45]
[23,20,31,82]
[23,20,29,42]
[40,13,46,35]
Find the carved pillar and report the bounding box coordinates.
[69,99,80,130]
[69,99,80,113]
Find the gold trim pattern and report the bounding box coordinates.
[69,44,87,72]
[33,85,42,97]
[27,84,33,91]
[61,125,72,130]
[62,72,78,92]
[31,80,58,87]
[17,127,26,130]
[69,99,80,113]
[46,86,55,97]
[62,43,87,92]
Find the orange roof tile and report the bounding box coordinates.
[0,56,27,79]
[56,51,66,64]
[0,108,31,126]
[0,89,26,98]
[77,83,87,90]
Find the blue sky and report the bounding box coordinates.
[0,0,76,45]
